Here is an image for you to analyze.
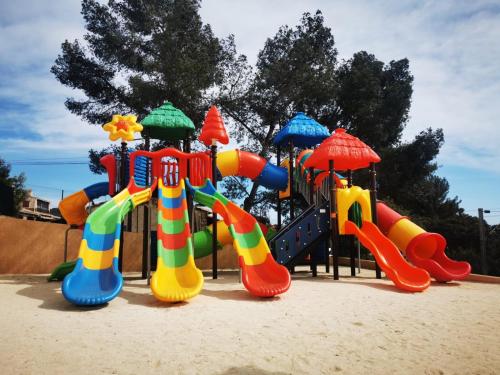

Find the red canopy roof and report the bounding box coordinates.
[304,128,381,171]
[199,106,229,147]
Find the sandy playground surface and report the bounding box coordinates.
[0,267,499,375]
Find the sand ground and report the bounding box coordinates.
[0,267,499,375]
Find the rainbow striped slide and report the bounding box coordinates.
[186,178,291,297]
[150,179,204,302]
[62,179,152,305]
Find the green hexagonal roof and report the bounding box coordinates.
[141,101,195,141]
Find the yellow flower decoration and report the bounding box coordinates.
[103,114,143,142]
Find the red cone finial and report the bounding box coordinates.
[199,106,229,147]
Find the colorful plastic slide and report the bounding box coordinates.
[192,219,273,259]
[58,182,109,226]
[151,179,204,302]
[376,202,471,282]
[47,260,77,281]
[217,149,288,191]
[186,178,291,297]
[62,178,153,305]
[58,154,116,226]
[344,220,431,292]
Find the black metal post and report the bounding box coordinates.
[184,139,193,226]
[309,166,318,277]
[478,208,489,275]
[211,142,218,279]
[142,134,150,279]
[118,141,127,273]
[347,169,356,277]
[289,140,295,221]
[277,145,282,230]
[369,162,382,279]
[308,167,315,205]
[329,160,340,280]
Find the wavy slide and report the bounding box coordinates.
[151,179,204,302]
[192,219,273,259]
[344,220,431,292]
[376,202,471,282]
[186,178,291,297]
[62,178,153,305]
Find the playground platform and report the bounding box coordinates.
[0,268,499,375]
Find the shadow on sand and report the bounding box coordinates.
[0,275,109,311]
[0,272,279,310]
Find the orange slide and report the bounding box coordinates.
[344,220,431,292]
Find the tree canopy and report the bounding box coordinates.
[51,0,236,127]
[0,158,27,215]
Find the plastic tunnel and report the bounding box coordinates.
[216,149,288,191]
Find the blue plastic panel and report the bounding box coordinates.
[271,202,330,266]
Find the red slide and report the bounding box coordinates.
[344,220,431,292]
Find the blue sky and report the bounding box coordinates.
[1,0,500,224]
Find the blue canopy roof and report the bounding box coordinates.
[273,112,330,147]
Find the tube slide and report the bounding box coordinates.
[344,220,430,292]
[376,202,471,282]
[151,179,204,302]
[58,154,117,226]
[58,182,109,226]
[186,178,291,297]
[62,178,153,305]
[217,149,288,191]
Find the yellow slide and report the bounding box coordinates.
[150,179,204,302]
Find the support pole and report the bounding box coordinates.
[277,145,282,230]
[289,140,295,221]
[309,166,317,277]
[184,139,193,226]
[141,134,150,280]
[478,208,489,275]
[347,169,356,277]
[329,160,340,280]
[118,141,127,273]
[369,162,382,279]
[211,141,218,279]
[308,167,315,205]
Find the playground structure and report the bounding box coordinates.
[54,104,471,306]
[270,124,470,290]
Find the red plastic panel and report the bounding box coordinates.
[130,148,212,189]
